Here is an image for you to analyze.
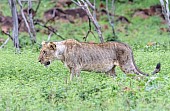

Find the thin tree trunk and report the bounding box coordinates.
[9,0,20,52]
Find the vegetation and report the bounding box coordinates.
[0,0,170,110]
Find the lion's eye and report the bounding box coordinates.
[43,51,47,55]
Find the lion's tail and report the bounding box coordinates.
[134,63,161,76]
[152,63,161,75]
[131,53,161,76]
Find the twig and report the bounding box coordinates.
[47,32,53,41]
[106,0,116,36]
[3,32,13,41]
[35,0,41,14]
[45,8,56,25]
[72,0,104,43]
[83,1,104,43]
[0,37,10,49]
[35,22,56,32]
[83,17,96,41]
[35,21,65,40]
[3,32,22,48]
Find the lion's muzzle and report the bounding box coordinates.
[38,59,51,66]
[45,61,51,66]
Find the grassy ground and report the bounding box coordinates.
[0,50,170,111]
[0,0,170,110]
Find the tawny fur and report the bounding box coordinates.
[38,39,161,80]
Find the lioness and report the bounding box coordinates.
[38,39,161,80]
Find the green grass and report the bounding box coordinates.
[0,0,170,110]
[0,50,170,111]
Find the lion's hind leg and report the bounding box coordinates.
[119,64,137,75]
[106,65,117,77]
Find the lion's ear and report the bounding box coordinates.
[42,41,46,46]
[48,42,56,50]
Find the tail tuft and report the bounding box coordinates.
[156,63,161,69]
[152,63,161,74]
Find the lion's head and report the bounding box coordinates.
[38,41,66,67]
[38,41,58,66]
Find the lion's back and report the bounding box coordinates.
[64,40,123,72]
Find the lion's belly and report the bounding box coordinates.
[82,61,114,72]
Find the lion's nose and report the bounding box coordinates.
[46,61,50,65]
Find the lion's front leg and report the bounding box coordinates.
[69,67,81,81]
[70,68,75,81]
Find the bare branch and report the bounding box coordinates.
[84,1,104,42]
[28,0,36,43]
[3,32,13,41]
[83,17,96,41]
[47,32,53,41]
[85,0,95,10]
[35,0,41,14]
[71,0,80,6]
[0,37,10,49]
[45,8,56,25]
[72,0,104,43]
[160,0,170,31]
[35,21,65,40]
[8,0,11,7]
[1,31,21,48]
[18,0,35,43]
[93,0,96,20]
[106,0,116,36]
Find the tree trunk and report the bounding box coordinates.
[9,0,20,52]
